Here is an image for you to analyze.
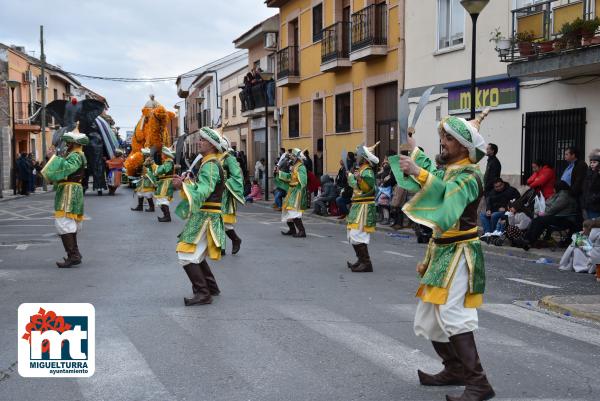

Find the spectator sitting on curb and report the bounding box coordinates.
[480,178,520,236]
[527,159,556,200]
[313,175,336,216]
[245,180,262,203]
[559,219,600,274]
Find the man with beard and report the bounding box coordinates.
[389,110,495,401]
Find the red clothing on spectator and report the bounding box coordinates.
[248,184,262,201]
[307,171,320,193]
[527,165,556,199]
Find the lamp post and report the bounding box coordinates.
[261,72,274,202]
[460,0,490,120]
[7,80,20,195]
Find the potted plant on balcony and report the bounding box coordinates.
[534,38,554,53]
[581,17,600,46]
[515,31,535,56]
[556,21,576,50]
[489,27,512,56]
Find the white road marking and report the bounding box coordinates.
[15,244,29,250]
[340,241,348,245]
[384,251,414,258]
[77,319,173,401]
[307,233,326,238]
[506,278,560,289]
[482,304,600,348]
[273,304,440,383]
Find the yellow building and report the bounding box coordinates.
[267,0,403,175]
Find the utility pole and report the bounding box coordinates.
[40,25,48,191]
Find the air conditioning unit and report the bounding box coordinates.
[23,71,34,82]
[36,75,48,89]
[264,32,277,50]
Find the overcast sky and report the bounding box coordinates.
[0,0,276,135]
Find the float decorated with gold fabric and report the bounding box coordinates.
[124,95,176,176]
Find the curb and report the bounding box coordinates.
[538,296,600,323]
[250,201,562,261]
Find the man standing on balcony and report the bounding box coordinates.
[389,111,495,401]
[279,148,307,238]
[346,143,378,273]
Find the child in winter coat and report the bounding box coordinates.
[245,180,263,203]
[559,219,600,275]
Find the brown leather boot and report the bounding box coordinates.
[200,260,220,296]
[72,233,82,262]
[351,243,373,272]
[182,263,212,305]
[418,341,465,386]
[145,197,155,212]
[56,234,80,268]
[131,196,144,211]
[226,229,242,254]
[281,221,296,236]
[445,332,495,401]
[347,244,360,269]
[293,218,306,238]
[157,205,171,222]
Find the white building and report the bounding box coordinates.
[405,0,600,188]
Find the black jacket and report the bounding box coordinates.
[570,159,588,199]
[486,184,520,212]
[583,169,600,212]
[484,155,502,194]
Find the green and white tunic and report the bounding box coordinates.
[152,160,174,206]
[279,160,307,222]
[175,154,225,264]
[41,147,87,234]
[135,164,157,199]
[219,152,245,227]
[390,148,485,342]
[346,162,376,244]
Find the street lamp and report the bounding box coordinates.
[7,80,20,195]
[260,71,274,202]
[460,0,490,120]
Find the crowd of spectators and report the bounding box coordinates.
[239,67,275,112]
[15,153,44,196]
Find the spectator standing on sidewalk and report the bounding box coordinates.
[582,149,600,219]
[483,143,501,196]
[16,153,31,196]
[561,147,588,222]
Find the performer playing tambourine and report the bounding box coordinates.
[389,109,495,401]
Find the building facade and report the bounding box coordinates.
[405,0,600,187]
[234,14,279,181]
[220,67,249,154]
[267,0,404,176]
[0,43,86,191]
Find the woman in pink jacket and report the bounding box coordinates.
[245,180,263,203]
[527,159,556,199]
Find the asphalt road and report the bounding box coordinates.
[0,189,599,401]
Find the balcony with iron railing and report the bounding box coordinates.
[276,45,300,87]
[320,21,352,72]
[240,78,276,118]
[497,0,600,78]
[350,2,387,62]
[13,102,53,129]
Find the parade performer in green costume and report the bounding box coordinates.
[41,130,88,268]
[173,127,225,306]
[131,147,157,213]
[279,148,307,238]
[152,146,175,222]
[346,142,379,273]
[389,110,494,401]
[219,135,245,254]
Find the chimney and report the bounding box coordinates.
[10,45,26,53]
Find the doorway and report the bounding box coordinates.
[374,82,398,159]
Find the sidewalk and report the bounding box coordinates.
[0,187,51,202]
[539,295,600,323]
